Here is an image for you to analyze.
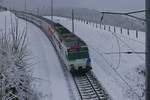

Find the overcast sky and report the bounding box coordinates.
[2,0,145,12]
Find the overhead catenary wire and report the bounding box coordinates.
[100,10,147,21]
[58,9,145,98]
[116,33,144,45]
[113,33,145,61]
[101,10,146,15]
[72,12,145,96]
[98,13,145,71]
[125,10,147,15]
[60,8,145,99]
[103,51,145,54]
[72,10,145,99]
[90,10,145,99]
[110,31,121,69]
[88,44,143,100]
[13,9,145,99]
[99,12,145,61]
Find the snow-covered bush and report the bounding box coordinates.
[124,64,145,100]
[0,20,38,100]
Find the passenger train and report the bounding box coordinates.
[14,11,92,74]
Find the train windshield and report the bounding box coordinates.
[67,47,89,61]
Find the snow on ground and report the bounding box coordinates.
[0,11,71,100]
[0,11,17,35]
[26,22,71,100]
[0,11,145,100]
[45,16,145,100]
[19,17,72,100]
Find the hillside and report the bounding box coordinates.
[43,8,145,31]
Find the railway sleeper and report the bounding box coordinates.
[88,80,100,85]
[76,79,89,82]
[81,90,96,95]
[78,85,92,88]
[99,95,108,99]
[98,92,105,96]
[83,97,99,100]
[76,77,87,80]
[78,78,89,80]
[87,79,99,84]
[97,90,105,95]
[75,76,87,79]
[82,94,98,99]
[94,87,104,91]
[92,85,104,89]
[91,84,101,89]
[82,93,97,97]
[89,80,99,84]
[76,79,88,82]
[81,89,93,92]
[78,85,92,89]
[80,87,93,91]
[78,84,91,87]
[99,95,107,100]
[76,81,90,85]
[80,86,92,89]
[82,93,96,97]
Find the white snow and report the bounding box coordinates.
[26,22,71,100]
[45,16,145,100]
[0,11,71,100]
[0,10,145,100]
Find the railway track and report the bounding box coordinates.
[72,71,110,100]
[13,11,111,100]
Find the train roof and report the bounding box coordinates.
[54,23,87,48]
[63,36,86,47]
[54,24,70,34]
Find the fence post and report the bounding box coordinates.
[120,27,122,34]
[86,21,88,24]
[114,26,116,33]
[136,30,138,38]
[104,25,106,30]
[109,26,110,31]
[127,29,129,35]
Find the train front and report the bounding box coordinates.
[65,38,92,74]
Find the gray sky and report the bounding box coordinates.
[2,0,145,12]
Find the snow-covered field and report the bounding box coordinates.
[45,16,145,100]
[0,11,145,100]
[0,11,72,100]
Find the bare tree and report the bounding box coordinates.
[0,16,38,100]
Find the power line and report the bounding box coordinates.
[103,51,145,54]
[110,31,121,69]
[125,10,147,15]
[88,45,142,100]
[100,10,147,21]
[99,13,145,61]
[113,33,145,61]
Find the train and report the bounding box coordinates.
[14,11,92,74]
